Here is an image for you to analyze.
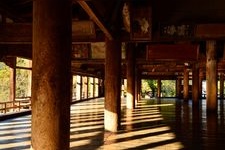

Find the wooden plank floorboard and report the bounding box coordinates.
[0,98,225,149]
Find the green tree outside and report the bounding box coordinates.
[141,79,157,97]
[0,58,32,102]
[0,62,10,101]
[161,80,176,97]
[16,58,32,98]
[142,79,176,98]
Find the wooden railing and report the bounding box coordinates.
[0,97,31,114]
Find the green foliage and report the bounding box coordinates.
[161,80,176,97]
[142,79,176,98]
[141,79,150,93]
[0,58,32,102]
[16,69,31,97]
[15,57,32,97]
[0,62,10,101]
[16,57,30,67]
[146,80,157,92]
[142,79,157,97]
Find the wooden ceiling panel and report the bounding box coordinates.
[0,0,225,78]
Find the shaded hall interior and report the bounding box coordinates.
[1,0,225,149]
[1,98,225,149]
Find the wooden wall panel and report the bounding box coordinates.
[147,44,199,61]
[196,24,225,39]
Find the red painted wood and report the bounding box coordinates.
[196,24,225,38]
[147,44,199,61]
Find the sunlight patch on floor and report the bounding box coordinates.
[0,98,185,150]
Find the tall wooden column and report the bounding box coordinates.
[27,60,32,97]
[176,77,182,98]
[82,76,88,99]
[104,38,121,132]
[192,63,199,105]
[206,40,217,112]
[95,78,99,97]
[70,75,73,103]
[31,0,71,149]
[9,57,16,103]
[126,43,135,109]
[220,73,224,99]
[135,71,141,102]
[99,79,104,97]
[199,71,204,98]
[92,77,95,97]
[157,79,161,98]
[76,75,81,100]
[183,66,189,101]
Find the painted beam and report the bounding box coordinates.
[196,24,225,39]
[76,1,113,40]
[147,44,199,61]
[0,21,96,44]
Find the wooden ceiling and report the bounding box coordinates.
[1,0,225,79]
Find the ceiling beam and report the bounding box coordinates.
[15,0,33,6]
[0,2,26,22]
[0,44,32,59]
[196,24,225,39]
[0,22,104,44]
[76,0,113,40]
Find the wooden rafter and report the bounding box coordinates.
[75,0,113,40]
[0,1,25,22]
[0,22,101,44]
[15,0,32,6]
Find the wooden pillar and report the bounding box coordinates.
[87,77,89,98]
[82,76,88,99]
[126,43,135,109]
[183,66,189,101]
[176,77,182,98]
[87,77,91,98]
[121,79,125,97]
[31,0,71,149]
[135,72,141,102]
[199,71,204,98]
[9,57,16,102]
[192,63,200,105]
[93,77,95,98]
[70,75,73,102]
[104,38,121,132]
[91,77,94,98]
[76,75,81,100]
[80,76,83,99]
[0,14,2,22]
[93,78,96,97]
[206,40,217,112]
[27,63,32,97]
[157,79,161,98]
[0,14,6,23]
[95,78,99,97]
[99,79,104,97]
[220,73,224,99]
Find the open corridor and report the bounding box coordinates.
[0,98,225,149]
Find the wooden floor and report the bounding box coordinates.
[0,97,225,149]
